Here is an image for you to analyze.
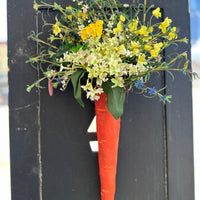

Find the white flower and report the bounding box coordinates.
[123,4,130,7]
[126,50,132,57]
[78,1,83,5]
[78,25,84,31]
[82,4,89,13]
[86,87,104,101]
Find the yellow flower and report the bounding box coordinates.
[148,26,154,33]
[168,26,177,40]
[143,36,152,42]
[136,25,149,36]
[152,8,161,19]
[117,21,123,31]
[113,21,123,34]
[128,19,138,32]
[117,44,125,51]
[131,41,139,49]
[138,54,146,65]
[95,20,103,37]
[81,20,103,39]
[66,6,72,10]
[159,17,172,33]
[96,20,103,26]
[144,44,152,51]
[131,41,140,55]
[81,29,87,40]
[150,49,159,58]
[154,42,163,51]
[81,13,88,20]
[86,26,93,36]
[169,32,177,40]
[149,43,163,58]
[120,15,126,22]
[171,27,176,32]
[68,15,72,21]
[53,22,61,36]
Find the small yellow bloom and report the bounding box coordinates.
[131,41,140,49]
[81,20,103,39]
[152,8,161,19]
[138,54,146,65]
[143,36,152,42]
[169,32,177,40]
[153,42,163,51]
[120,15,126,22]
[128,19,138,32]
[131,41,140,55]
[117,44,125,51]
[81,29,87,40]
[53,22,61,36]
[148,26,154,33]
[113,28,119,34]
[144,44,152,51]
[68,15,72,21]
[81,13,88,20]
[171,27,176,32]
[150,49,159,58]
[168,26,177,40]
[113,21,123,34]
[117,21,123,31]
[66,6,72,10]
[136,26,149,36]
[96,20,103,26]
[159,17,172,33]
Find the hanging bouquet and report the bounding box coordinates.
[27,0,197,119]
[27,0,197,199]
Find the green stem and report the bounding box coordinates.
[112,0,119,13]
[31,36,58,49]
[143,0,147,25]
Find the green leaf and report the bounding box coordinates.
[165,95,172,103]
[71,43,82,53]
[183,60,188,71]
[52,82,58,89]
[26,85,32,92]
[102,81,126,120]
[71,69,86,108]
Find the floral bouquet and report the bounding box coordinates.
[27,0,197,199]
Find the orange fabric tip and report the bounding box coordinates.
[95,92,120,200]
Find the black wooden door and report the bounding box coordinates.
[8,0,194,200]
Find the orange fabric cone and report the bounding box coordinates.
[95,92,120,200]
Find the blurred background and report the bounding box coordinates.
[191,0,200,198]
[0,0,10,199]
[0,0,199,199]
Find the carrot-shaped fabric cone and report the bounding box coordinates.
[95,92,120,200]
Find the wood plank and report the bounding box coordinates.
[163,0,195,199]
[7,0,41,199]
